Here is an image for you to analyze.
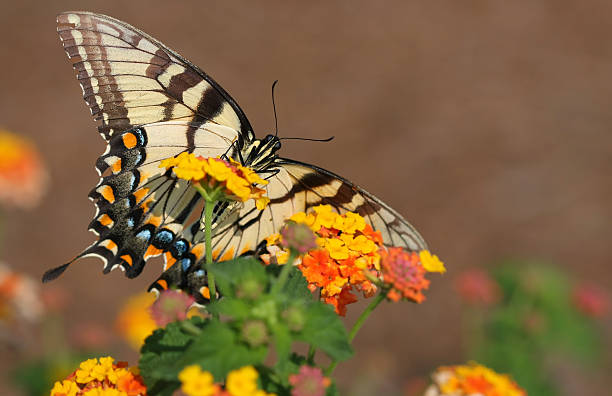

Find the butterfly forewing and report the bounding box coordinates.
[57,11,253,140]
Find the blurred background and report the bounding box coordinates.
[0,1,610,395]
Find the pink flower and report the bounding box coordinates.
[150,290,195,326]
[280,222,317,254]
[455,268,500,306]
[289,366,330,396]
[572,283,610,318]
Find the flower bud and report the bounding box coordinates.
[241,320,269,347]
[280,221,317,254]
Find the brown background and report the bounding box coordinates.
[1,1,611,395]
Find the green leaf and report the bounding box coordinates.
[181,320,268,381]
[282,267,313,302]
[140,317,205,396]
[296,302,353,361]
[209,256,268,297]
[207,298,251,319]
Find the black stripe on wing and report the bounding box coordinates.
[57,11,254,142]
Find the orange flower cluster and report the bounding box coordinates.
[159,153,269,209]
[0,262,43,323]
[426,362,526,396]
[265,205,385,316]
[178,365,275,396]
[50,357,147,396]
[379,248,430,303]
[0,129,48,208]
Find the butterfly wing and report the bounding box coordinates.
[45,12,254,283]
[57,11,253,141]
[186,158,427,264]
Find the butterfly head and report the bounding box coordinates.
[241,134,281,170]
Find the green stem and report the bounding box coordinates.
[204,198,217,307]
[307,345,316,364]
[180,320,202,336]
[325,292,386,376]
[271,250,298,295]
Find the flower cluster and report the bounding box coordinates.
[50,357,146,396]
[288,366,330,396]
[0,262,43,323]
[572,283,610,318]
[455,268,500,306]
[0,129,48,208]
[424,362,525,396]
[379,248,430,303]
[178,365,275,396]
[263,205,385,315]
[159,153,269,208]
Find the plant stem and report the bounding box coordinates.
[325,292,386,376]
[180,320,202,336]
[204,198,216,307]
[271,250,297,295]
[307,345,316,364]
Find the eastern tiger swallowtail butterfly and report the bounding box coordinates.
[43,11,427,301]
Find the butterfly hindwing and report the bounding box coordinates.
[57,11,253,141]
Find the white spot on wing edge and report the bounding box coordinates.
[66,14,80,25]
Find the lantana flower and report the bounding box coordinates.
[49,357,146,396]
[263,205,385,315]
[0,129,48,209]
[289,366,330,396]
[454,268,500,306]
[572,283,610,318]
[178,365,276,396]
[0,262,43,323]
[423,362,526,396]
[149,289,195,327]
[159,153,269,209]
[379,248,430,303]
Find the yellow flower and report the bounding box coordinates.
[82,389,127,396]
[311,205,338,229]
[115,292,158,349]
[75,358,98,383]
[419,250,446,273]
[226,366,259,396]
[433,362,525,396]
[323,238,349,260]
[340,212,366,234]
[50,380,79,396]
[178,365,219,396]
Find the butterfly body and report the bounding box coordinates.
[44,11,427,300]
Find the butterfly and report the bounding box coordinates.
[43,11,427,301]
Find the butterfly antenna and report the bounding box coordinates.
[280,136,335,142]
[272,80,280,137]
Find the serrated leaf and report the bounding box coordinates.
[282,268,313,301]
[181,320,268,381]
[296,303,352,361]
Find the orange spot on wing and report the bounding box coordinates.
[111,158,122,173]
[156,279,168,290]
[191,243,204,260]
[98,214,113,227]
[144,244,162,259]
[140,198,154,212]
[239,244,251,255]
[219,247,235,262]
[120,254,133,266]
[133,188,149,203]
[200,286,211,300]
[98,185,115,203]
[212,248,221,260]
[146,216,162,227]
[164,252,177,270]
[122,133,137,149]
[101,240,117,252]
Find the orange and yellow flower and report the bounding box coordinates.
[50,357,146,396]
[159,153,269,208]
[425,362,526,396]
[0,129,48,208]
[115,292,158,350]
[178,365,275,396]
[379,248,430,303]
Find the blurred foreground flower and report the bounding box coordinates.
[379,248,430,303]
[115,292,157,350]
[0,128,48,208]
[289,366,330,396]
[455,268,500,306]
[150,289,195,327]
[424,362,525,396]
[178,365,275,396]
[572,283,610,318]
[0,262,43,323]
[49,356,146,396]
